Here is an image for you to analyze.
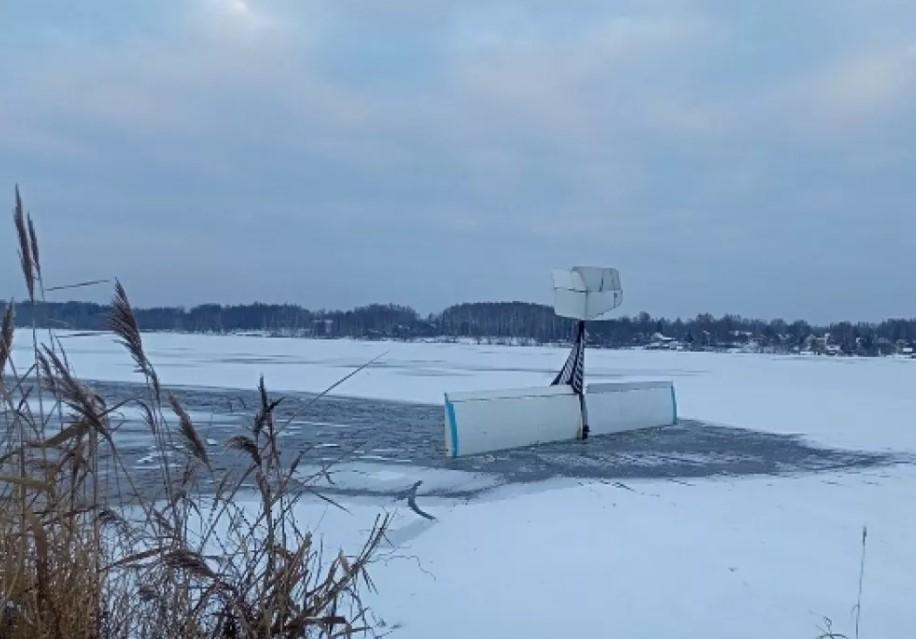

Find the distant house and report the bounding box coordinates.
[647,332,677,350]
[802,333,831,355]
[729,329,753,344]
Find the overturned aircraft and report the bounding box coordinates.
[444,267,678,457]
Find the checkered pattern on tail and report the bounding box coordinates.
[552,320,585,395]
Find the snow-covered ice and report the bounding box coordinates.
[315,464,916,639]
[12,331,916,636]
[16,331,916,452]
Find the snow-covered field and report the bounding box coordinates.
[12,332,916,637]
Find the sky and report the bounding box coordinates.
[1,1,915,323]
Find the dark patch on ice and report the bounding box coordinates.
[444,422,903,483]
[71,379,908,498]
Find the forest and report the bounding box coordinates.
[3,299,914,356]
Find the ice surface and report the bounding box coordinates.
[11,332,916,636]
[236,463,916,639]
[14,331,916,452]
[300,462,502,496]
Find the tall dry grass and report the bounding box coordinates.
[0,187,389,638]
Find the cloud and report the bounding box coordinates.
[196,0,278,35]
[805,45,916,120]
[1,1,916,321]
[747,42,916,145]
[449,12,721,140]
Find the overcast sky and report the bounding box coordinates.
[1,1,915,322]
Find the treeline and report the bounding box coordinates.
[2,301,429,339]
[3,300,915,356]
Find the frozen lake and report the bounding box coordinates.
[14,331,916,454]
[57,379,899,498]
[10,331,916,637]
[11,331,911,495]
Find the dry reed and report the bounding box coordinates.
[0,187,389,639]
